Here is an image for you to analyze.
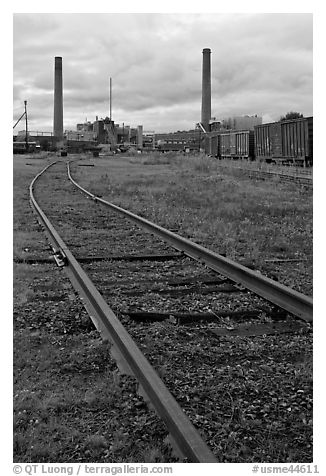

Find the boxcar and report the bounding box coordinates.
[205,132,219,156]
[254,117,313,166]
[219,130,254,160]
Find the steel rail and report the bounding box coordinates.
[217,164,312,186]
[68,162,313,323]
[29,161,217,463]
[248,169,312,186]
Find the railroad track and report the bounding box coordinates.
[215,162,313,187]
[29,159,313,462]
[246,169,312,187]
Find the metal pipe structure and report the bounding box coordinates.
[13,110,26,130]
[201,48,211,132]
[53,56,64,143]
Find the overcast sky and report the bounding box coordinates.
[13,13,313,133]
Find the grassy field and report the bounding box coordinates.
[72,153,313,295]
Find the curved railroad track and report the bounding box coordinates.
[28,158,313,462]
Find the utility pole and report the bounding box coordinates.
[24,100,29,152]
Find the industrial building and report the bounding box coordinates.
[155,131,200,152]
[14,51,264,155]
[65,118,142,152]
[14,130,54,151]
[219,115,262,131]
[51,56,144,152]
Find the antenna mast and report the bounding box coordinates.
[109,77,112,121]
[24,100,29,152]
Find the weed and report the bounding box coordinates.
[71,154,312,290]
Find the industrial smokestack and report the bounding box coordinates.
[201,48,211,132]
[53,56,63,142]
[137,125,143,149]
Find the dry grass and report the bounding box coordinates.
[71,154,312,293]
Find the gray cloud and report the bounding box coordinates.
[13,13,312,133]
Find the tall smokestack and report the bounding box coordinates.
[201,48,211,132]
[137,125,143,149]
[53,56,63,141]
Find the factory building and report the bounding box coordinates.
[16,52,263,155]
[77,121,93,132]
[155,131,200,152]
[219,115,262,131]
[64,117,141,151]
[50,57,142,152]
[66,130,95,141]
[15,130,54,151]
[93,120,105,144]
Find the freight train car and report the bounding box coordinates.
[202,133,219,156]
[219,130,255,160]
[210,134,219,157]
[254,117,313,166]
